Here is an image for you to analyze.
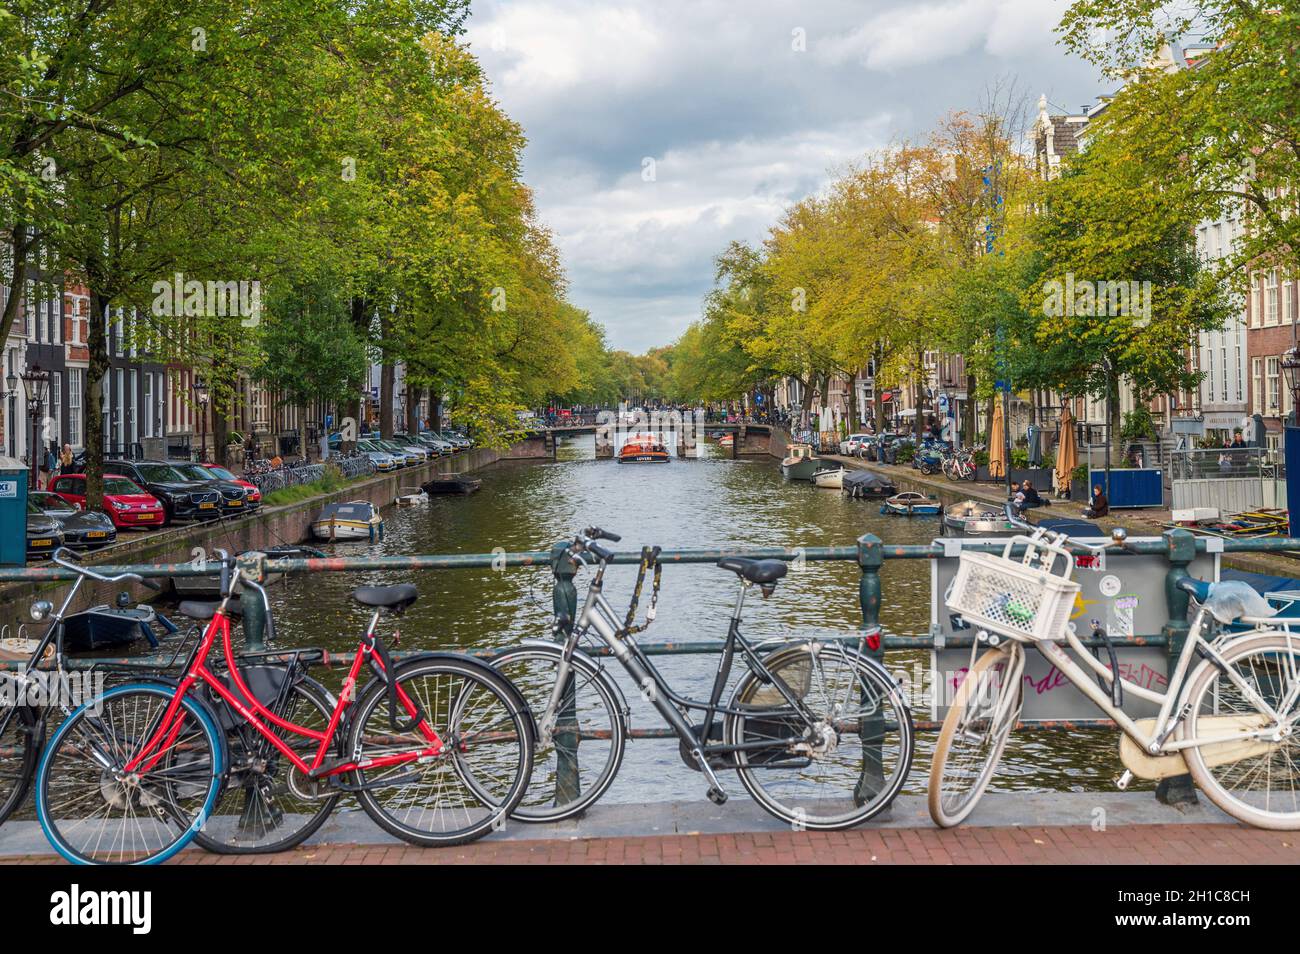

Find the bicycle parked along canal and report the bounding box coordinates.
[930,508,1300,830]
[491,528,914,830]
[0,548,173,827]
[34,550,535,864]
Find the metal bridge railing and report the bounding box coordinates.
[4,530,1299,802]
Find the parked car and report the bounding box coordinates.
[355,439,402,472]
[416,431,455,454]
[167,461,259,514]
[28,490,118,549]
[432,429,472,450]
[387,435,434,462]
[49,474,167,529]
[839,433,873,456]
[191,462,262,509]
[102,459,223,525]
[26,498,65,560]
[371,438,421,466]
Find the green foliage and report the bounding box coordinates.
[1120,407,1156,444]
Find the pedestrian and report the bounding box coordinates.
[1082,484,1109,519]
[58,443,74,476]
[1012,479,1045,516]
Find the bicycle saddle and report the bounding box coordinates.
[717,557,788,584]
[177,600,243,621]
[1176,578,1276,623]
[351,584,419,613]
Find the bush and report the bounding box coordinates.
[1120,407,1156,443]
[896,445,915,464]
[1071,463,1088,483]
[974,449,989,467]
[1010,448,1029,469]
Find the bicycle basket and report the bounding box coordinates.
[945,541,1079,643]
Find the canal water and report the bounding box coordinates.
[263,434,1131,803]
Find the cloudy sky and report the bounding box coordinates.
[464,0,1106,353]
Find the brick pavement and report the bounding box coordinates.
[3,822,1295,865]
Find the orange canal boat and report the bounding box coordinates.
[618,433,671,463]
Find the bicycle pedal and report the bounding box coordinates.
[706,786,728,806]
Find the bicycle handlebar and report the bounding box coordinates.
[1001,504,1129,554]
[52,547,162,590]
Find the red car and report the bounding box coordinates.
[193,462,261,508]
[49,473,167,529]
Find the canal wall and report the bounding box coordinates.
[0,445,508,628]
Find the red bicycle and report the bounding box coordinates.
[35,552,534,865]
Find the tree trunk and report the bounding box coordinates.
[299,404,311,464]
[379,307,394,439]
[84,290,111,511]
[1109,373,1124,460]
[428,391,441,432]
[405,386,420,435]
[963,372,977,448]
[0,223,30,456]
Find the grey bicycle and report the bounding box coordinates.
[491,527,914,830]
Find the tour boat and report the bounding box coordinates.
[618,433,671,463]
[311,501,385,541]
[811,465,844,489]
[880,491,942,516]
[780,443,822,480]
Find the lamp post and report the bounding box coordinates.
[1280,348,1300,537]
[193,377,209,463]
[19,364,50,487]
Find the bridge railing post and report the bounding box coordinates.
[237,551,268,651]
[550,542,581,807]
[1157,528,1198,806]
[855,533,886,801]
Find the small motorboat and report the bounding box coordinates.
[421,477,482,494]
[311,501,385,541]
[881,491,942,516]
[172,545,324,598]
[60,602,174,653]
[942,499,1019,536]
[842,470,897,499]
[780,443,822,480]
[717,434,735,447]
[811,466,845,489]
[619,433,671,463]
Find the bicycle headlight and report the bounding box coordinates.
[30,600,53,622]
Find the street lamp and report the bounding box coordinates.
[193,377,209,462]
[20,364,50,487]
[1281,347,1300,539]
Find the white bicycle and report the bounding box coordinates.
[929,510,1300,830]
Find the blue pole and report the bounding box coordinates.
[1286,425,1300,537]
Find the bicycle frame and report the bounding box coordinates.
[1004,603,1291,757]
[123,571,443,782]
[536,557,841,766]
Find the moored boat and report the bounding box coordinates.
[421,476,482,494]
[311,500,385,541]
[172,545,323,598]
[880,491,942,516]
[780,443,822,480]
[811,465,844,489]
[618,433,671,463]
[942,499,1019,536]
[842,470,897,499]
[61,604,173,653]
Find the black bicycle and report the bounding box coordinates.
[491,528,914,829]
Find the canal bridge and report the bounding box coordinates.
[525,421,776,458]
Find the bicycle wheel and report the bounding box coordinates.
[928,643,1022,828]
[725,642,913,830]
[192,672,342,854]
[0,703,40,825]
[36,682,224,865]
[489,645,625,822]
[348,655,533,847]
[1181,632,1300,829]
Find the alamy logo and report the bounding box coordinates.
[50,884,151,934]
[1042,272,1151,326]
[152,272,262,326]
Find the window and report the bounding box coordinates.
[68,369,82,447]
[143,372,154,438]
[1253,357,1263,414]
[49,371,61,446]
[1236,333,1244,402]
[1221,346,1229,402]
[1267,356,1280,414]
[1286,280,1296,326]
[1266,270,1279,326]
